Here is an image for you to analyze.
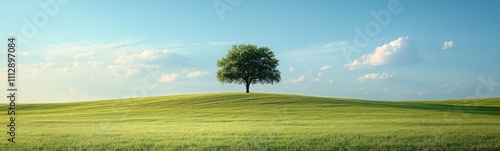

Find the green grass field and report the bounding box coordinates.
[1,93,499,150]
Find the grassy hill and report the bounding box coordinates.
[1,93,499,150]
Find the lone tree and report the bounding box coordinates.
[216,44,281,93]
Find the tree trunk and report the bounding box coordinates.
[245,78,251,93]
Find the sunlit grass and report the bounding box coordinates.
[1,93,499,150]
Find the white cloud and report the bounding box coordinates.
[323,41,349,48]
[138,50,157,60]
[289,67,294,71]
[69,88,77,93]
[72,62,79,67]
[186,71,209,78]
[126,68,138,75]
[160,49,171,54]
[357,72,394,82]
[159,74,178,83]
[115,54,135,64]
[442,81,461,93]
[328,80,334,83]
[74,51,95,60]
[62,67,70,73]
[106,65,139,76]
[312,73,322,82]
[320,65,331,71]
[347,87,367,94]
[10,39,216,103]
[45,39,143,57]
[41,40,186,79]
[87,61,104,68]
[282,41,349,60]
[395,92,418,96]
[19,51,30,56]
[208,41,232,47]
[345,37,418,70]
[289,75,305,83]
[43,42,176,73]
[20,62,57,77]
[442,82,461,88]
[441,41,455,50]
[115,50,158,64]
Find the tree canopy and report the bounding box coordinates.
[216,44,281,93]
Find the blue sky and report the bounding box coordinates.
[2,0,500,103]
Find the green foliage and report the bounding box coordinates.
[217,44,281,92]
[1,93,499,150]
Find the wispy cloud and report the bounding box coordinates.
[37,39,184,78]
[105,64,140,77]
[312,73,322,82]
[19,62,57,77]
[19,51,31,56]
[115,49,168,64]
[320,65,331,71]
[347,87,368,94]
[186,71,209,78]
[357,72,394,82]
[442,81,461,93]
[289,75,305,83]
[207,41,233,47]
[69,88,78,93]
[281,41,348,60]
[345,37,420,70]
[14,38,226,103]
[159,73,178,83]
[441,40,455,50]
[74,51,95,60]
[44,39,144,57]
